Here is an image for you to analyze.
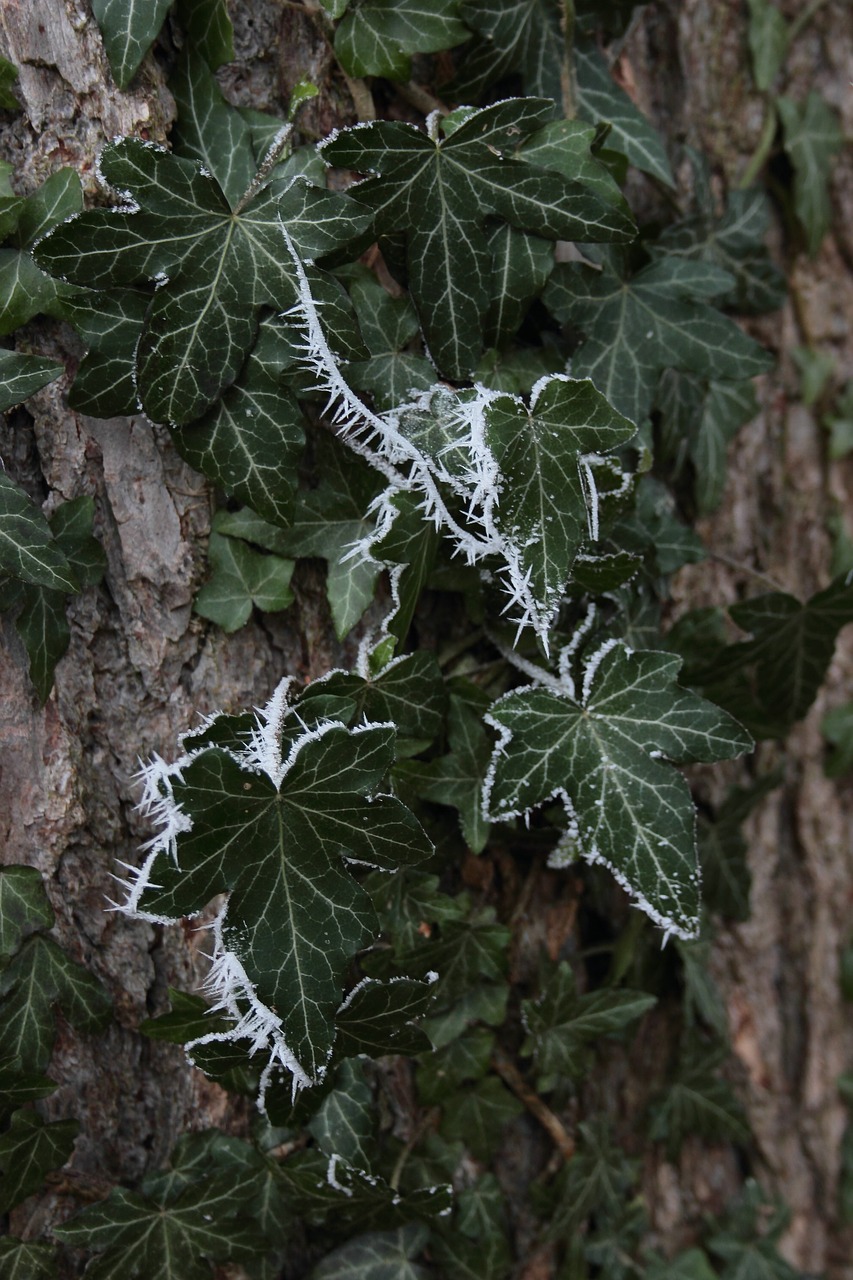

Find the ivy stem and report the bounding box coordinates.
[788,0,830,43]
[491,1049,576,1160]
[388,1107,440,1190]
[395,80,449,118]
[706,549,787,594]
[737,101,778,190]
[232,126,293,215]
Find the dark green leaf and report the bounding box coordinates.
[823,702,853,778]
[310,1226,429,1280]
[687,573,853,738]
[175,0,235,69]
[522,961,655,1081]
[778,92,843,256]
[322,98,636,380]
[453,0,563,102]
[0,1110,77,1212]
[417,1027,495,1104]
[344,271,434,411]
[371,490,440,645]
[334,977,434,1058]
[139,989,231,1044]
[0,866,53,960]
[312,649,446,751]
[34,138,370,424]
[0,1238,58,1280]
[484,641,752,939]
[281,431,383,639]
[0,350,63,414]
[545,257,771,425]
[0,57,19,110]
[55,1175,265,1280]
[335,0,469,79]
[308,1059,375,1169]
[129,692,431,1082]
[11,583,68,704]
[0,474,77,592]
[545,1118,637,1239]
[397,683,492,853]
[0,934,112,1072]
[614,476,705,574]
[366,869,470,953]
[575,44,675,187]
[441,1075,524,1160]
[194,513,295,631]
[708,1182,799,1280]
[648,1042,749,1157]
[91,0,173,89]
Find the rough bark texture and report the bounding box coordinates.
[0,0,851,1275]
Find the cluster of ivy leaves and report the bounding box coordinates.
[0,0,851,1276]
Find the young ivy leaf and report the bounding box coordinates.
[0,1238,58,1280]
[648,1042,749,1158]
[777,92,843,257]
[321,98,636,380]
[91,0,173,89]
[683,573,853,740]
[544,1118,638,1240]
[125,682,432,1085]
[0,474,77,593]
[174,0,234,71]
[310,1226,430,1280]
[483,638,752,939]
[521,961,656,1083]
[544,256,771,425]
[34,138,371,425]
[335,0,469,80]
[0,57,19,110]
[344,270,435,412]
[282,431,383,639]
[193,512,295,633]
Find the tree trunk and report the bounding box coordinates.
[1,0,851,1275]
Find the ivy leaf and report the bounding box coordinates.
[0,1111,78,1213]
[656,372,758,515]
[648,1042,749,1157]
[417,1027,495,1103]
[321,98,636,380]
[91,0,172,88]
[614,475,705,575]
[521,961,656,1082]
[0,475,77,593]
[483,375,635,625]
[62,290,147,418]
[484,641,752,939]
[746,0,789,91]
[175,0,234,68]
[0,934,112,1072]
[194,513,295,632]
[344,271,434,411]
[823,702,853,778]
[0,169,82,335]
[441,1076,524,1161]
[0,1239,58,1280]
[281,432,383,639]
[334,977,433,1057]
[139,989,231,1044]
[0,866,54,961]
[685,574,853,739]
[452,0,563,103]
[654,180,786,315]
[545,257,771,425]
[311,649,446,753]
[308,1059,376,1170]
[708,1183,799,1280]
[335,0,469,79]
[396,682,493,852]
[310,1226,430,1280]
[34,139,371,425]
[778,92,843,256]
[0,57,19,110]
[54,1175,265,1280]
[545,1118,637,1239]
[393,910,511,1008]
[130,692,432,1082]
[575,45,675,187]
[366,869,470,953]
[6,496,106,703]
[0,350,63,414]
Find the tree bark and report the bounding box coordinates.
[0,0,851,1275]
